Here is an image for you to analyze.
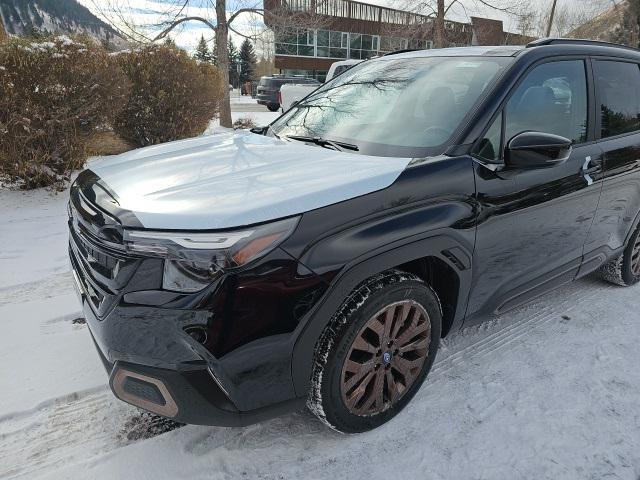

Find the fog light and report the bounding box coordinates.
[185,326,208,344]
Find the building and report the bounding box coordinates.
[264,0,532,81]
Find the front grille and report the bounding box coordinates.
[68,181,139,318]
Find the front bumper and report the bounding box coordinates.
[80,296,305,426]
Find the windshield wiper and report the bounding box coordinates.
[285,135,359,152]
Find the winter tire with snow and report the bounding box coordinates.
[267,103,280,112]
[308,270,442,434]
[599,224,640,287]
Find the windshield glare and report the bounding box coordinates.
[270,56,512,157]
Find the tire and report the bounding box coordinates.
[308,270,442,434]
[599,224,640,287]
[267,103,280,112]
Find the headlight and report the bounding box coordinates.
[123,217,299,292]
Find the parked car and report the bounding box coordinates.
[326,58,363,80]
[69,39,640,434]
[256,75,320,111]
[280,59,363,111]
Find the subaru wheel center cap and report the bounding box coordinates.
[383,351,392,364]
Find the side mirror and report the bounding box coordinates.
[505,131,572,169]
[249,126,268,135]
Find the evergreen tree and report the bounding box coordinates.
[194,34,213,63]
[163,36,177,49]
[227,38,239,87]
[239,38,258,84]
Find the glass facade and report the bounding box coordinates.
[282,68,329,82]
[275,28,432,60]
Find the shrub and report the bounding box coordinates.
[233,117,257,130]
[114,45,223,147]
[0,35,130,189]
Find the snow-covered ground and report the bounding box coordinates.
[205,92,281,134]
[1,104,640,479]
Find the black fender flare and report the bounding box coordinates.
[290,231,473,396]
[626,208,640,246]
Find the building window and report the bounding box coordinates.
[275,28,380,60]
[275,27,315,57]
[316,30,348,59]
[380,36,408,54]
[350,33,379,59]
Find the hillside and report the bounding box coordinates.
[569,2,627,43]
[0,0,126,47]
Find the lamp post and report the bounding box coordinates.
[546,0,558,37]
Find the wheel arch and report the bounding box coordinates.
[290,233,472,397]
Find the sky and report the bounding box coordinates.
[79,0,611,53]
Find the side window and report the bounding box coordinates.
[594,60,640,138]
[505,60,588,145]
[474,113,503,162]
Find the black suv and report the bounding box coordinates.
[69,39,640,433]
[256,75,320,111]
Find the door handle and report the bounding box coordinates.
[582,156,598,186]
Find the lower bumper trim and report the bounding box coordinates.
[111,367,179,418]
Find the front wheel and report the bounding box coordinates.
[267,103,280,112]
[599,224,640,287]
[308,270,441,433]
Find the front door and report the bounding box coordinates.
[468,58,604,319]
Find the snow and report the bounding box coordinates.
[204,93,280,135]
[1,102,639,478]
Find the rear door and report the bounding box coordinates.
[469,58,604,318]
[585,59,640,262]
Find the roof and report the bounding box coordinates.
[377,45,524,60]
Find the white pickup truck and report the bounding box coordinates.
[279,59,363,112]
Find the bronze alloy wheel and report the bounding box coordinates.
[633,233,640,276]
[340,300,431,417]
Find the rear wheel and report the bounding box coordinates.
[267,103,280,112]
[599,224,640,287]
[308,270,441,433]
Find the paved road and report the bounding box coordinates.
[231,101,271,113]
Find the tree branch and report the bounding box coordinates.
[228,7,264,25]
[152,16,218,42]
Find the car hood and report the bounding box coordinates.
[88,131,412,230]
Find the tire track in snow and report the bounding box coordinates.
[0,272,75,308]
[430,282,603,380]
[0,389,182,479]
[0,277,605,479]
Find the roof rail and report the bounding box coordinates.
[383,48,419,56]
[527,38,639,52]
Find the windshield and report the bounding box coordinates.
[270,56,513,157]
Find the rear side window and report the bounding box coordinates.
[504,60,588,144]
[594,60,640,138]
[333,65,351,77]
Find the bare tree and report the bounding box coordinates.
[516,4,538,37]
[90,0,264,128]
[542,0,618,38]
[395,0,526,48]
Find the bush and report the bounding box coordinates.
[114,45,223,147]
[233,117,257,130]
[0,35,130,189]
